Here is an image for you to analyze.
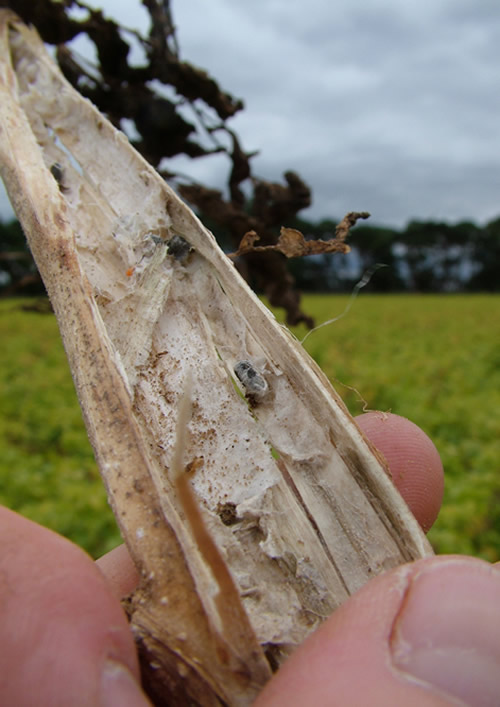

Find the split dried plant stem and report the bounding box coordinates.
[0,12,432,705]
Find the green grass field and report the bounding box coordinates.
[1,294,499,561]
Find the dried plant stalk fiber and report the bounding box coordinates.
[0,13,433,706]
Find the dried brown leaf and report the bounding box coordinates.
[335,211,371,242]
[228,213,371,260]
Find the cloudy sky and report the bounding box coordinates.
[2,0,500,228]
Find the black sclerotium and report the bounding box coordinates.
[234,360,268,400]
[167,234,191,261]
[50,162,67,192]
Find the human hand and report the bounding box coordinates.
[1,413,498,706]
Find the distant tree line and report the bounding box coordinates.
[1,213,498,297]
[284,215,500,293]
[0,218,42,296]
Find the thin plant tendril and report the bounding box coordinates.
[301,263,388,344]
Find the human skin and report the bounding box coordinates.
[1,413,499,706]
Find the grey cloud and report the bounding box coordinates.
[1,0,500,230]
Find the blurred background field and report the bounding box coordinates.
[1,294,499,560]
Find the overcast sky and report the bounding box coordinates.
[2,0,500,228]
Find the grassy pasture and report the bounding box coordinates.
[0,294,498,561]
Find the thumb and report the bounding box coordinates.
[256,556,500,706]
[0,506,150,706]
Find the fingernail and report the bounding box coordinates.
[391,559,500,706]
[101,660,151,707]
